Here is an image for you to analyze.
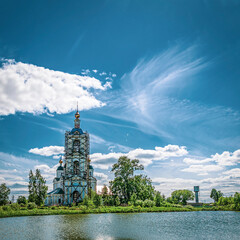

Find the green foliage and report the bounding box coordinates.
[110,156,144,203]
[27,202,37,209]
[17,196,27,205]
[135,200,143,207]
[218,196,234,206]
[93,194,102,207]
[103,195,115,206]
[210,188,223,203]
[171,190,194,205]
[155,192,164,207]
[110,156,156,204]
[129,175,155,201]
[83,195,89,207]
[28,169,48,206]
[0,183,10,206]
[143,199,155,207]
[130,193,137,205]
[10,203,20,210]
[115,196,120,206]
[234,192,240,210]
[2,205,10,211]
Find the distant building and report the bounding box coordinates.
[45,109,97,205]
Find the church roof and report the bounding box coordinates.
[47,188,64,195]
[70,128,84,135]
[57,166,64,171]
[89,165,93,169]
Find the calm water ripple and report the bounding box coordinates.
[0,211,240,240]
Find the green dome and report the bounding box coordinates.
[89,165,93,169]
[57,166,64,171]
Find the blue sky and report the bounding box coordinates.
[0,0,240,201]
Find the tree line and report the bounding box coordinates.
[1,156,240,210]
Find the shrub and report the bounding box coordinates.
[10,203,20,210]
[17,196,27,205]
[27,202,37,209]
[135,200,143,207]
[83,196,89,207]
[143,199,155,208]
[19,203,26,207]
[115,196,120,206]
[93,194,102,208]
[2,205,10,211]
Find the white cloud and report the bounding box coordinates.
[223,168,240,178]
[184,149,240,166]
[92,69,98,73]
[181,164,223,175]
[111,73,117,77]
[90,144,188,169]
[29,146,64,156]
[0,59,111,116]
[99,72,107,76]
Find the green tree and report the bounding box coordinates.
[130,192,137,205]
[0,183,10,205]
[93,194,102,207]
[171,190,194,205]
[130,175,155,201]
[83,195,89,207]
[17,196,27,205]
[233,192,240,210]
[110,156,144,203]
[28,169,48,206]
[210,188,223,203]
[115,196,120,206]
[155,191,164,207]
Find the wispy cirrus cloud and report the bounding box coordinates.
[102,44,240,152]
[0,59,112,116]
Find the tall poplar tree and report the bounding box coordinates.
[28,169,48,206]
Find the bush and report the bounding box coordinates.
[2,205,10,211]
[27,202,37,209]
[83,196,89,207]
[115,196,120,206]
[10,203,20,210]
[134,200,143,207]
[17,196,27,205]
[93,194,102,208]
[143,199,155,208]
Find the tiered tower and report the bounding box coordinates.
[45,108,97,205]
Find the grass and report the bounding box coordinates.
[0,205,231,218]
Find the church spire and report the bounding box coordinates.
[74,103,80,128]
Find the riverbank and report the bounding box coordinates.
[0,205,234,218]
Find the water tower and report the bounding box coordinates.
[194,186,200,203]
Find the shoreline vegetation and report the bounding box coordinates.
[0,204,237,219]
[1,157,240,219]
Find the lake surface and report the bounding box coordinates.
[0,211,240,240]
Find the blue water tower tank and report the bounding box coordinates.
[194,186,200,203]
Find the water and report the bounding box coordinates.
[0,211,240,240]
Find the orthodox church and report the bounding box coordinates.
[45,109,97,205]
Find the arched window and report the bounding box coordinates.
[73,161,79,175]
[73,140,80,152]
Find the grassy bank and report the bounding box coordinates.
[0,205,232,218]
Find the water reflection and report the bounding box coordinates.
[0,212,240,240]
